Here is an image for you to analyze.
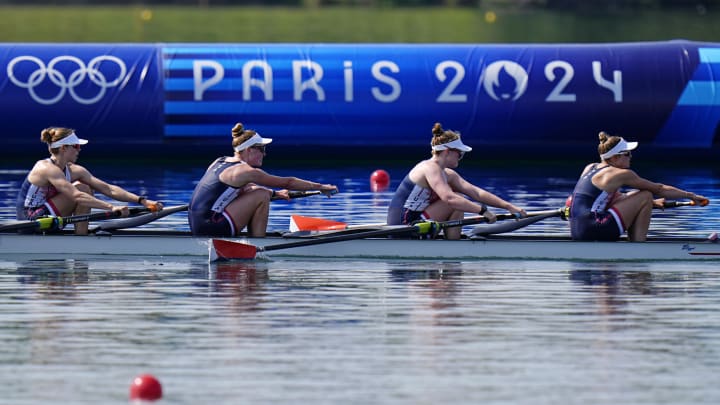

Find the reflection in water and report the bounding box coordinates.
[15,259,91,294]
[2,257,720,403]
[8,259,95,371]
[569,263,656,316]
[208,260,270,312]
[389,261,463,283]
[388,262,464,352]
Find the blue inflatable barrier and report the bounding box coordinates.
[2,41,718,159]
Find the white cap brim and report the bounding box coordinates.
[432,137,472,152]
[600,137,638,159]
[234,133,273,152]
[49,133,88,148]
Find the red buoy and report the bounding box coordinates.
[370,169,390,192]
[129,374,163,401]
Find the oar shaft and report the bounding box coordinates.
[57,207,148,227]
[91,204,188,232]
[262,225,414,252]
[0,206,152,232]
[271,190,328,201]
[443,209,561,228]
[57,207,150,229]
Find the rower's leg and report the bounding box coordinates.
[424,200,465,240]
[247,192,271,237]
[225,189,271,237]
[612,190,654,242]
[72,183,93,235]
[443,210,465,240]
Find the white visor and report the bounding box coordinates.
[49,133,89,148]
[233,133,273,152]
[432,137,472,152]
[600,137,638,160]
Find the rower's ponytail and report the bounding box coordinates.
[40,127,74,150]
[230,122,257,150]
[597,131,622,157]
[430,122,460,153]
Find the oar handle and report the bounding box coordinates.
[662,199,709,208]
[287,191,320,199]
[271,190,334,201]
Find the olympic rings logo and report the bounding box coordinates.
[7,55,127,105]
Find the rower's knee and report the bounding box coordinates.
[252,189,271,207]
[74,182,93,195]
[637,190,653,207]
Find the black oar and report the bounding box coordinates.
[0,206,156,233]
[277,190,329,200]
[469,210,562,237]
[91,204,188,232]
[211,209,563,260]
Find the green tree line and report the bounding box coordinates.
[0,0,716,11]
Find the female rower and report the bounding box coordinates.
[188,122,338,237]
[569,131,709,241]
[16,127,163,235]
[386,122,527,240]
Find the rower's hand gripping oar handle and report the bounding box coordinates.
[271,189,338,201]
[662,198,709,208]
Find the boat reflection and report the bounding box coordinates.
[14,258,91,294]
[387,261,464,352]
[389,261,463,283]
[207,260,270,311]
[568,263,655,316]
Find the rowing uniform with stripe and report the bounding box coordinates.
[16,158,71,220]
[188,157,246,236]
[569,164,624,241]
[386,173,439,225]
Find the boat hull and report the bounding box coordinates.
[2,232,719,261]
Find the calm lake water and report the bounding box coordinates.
[1,161,720,404]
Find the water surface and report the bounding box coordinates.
[1,257,719,404]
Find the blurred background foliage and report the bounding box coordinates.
[0,1,718,42]
[0,0,716,9]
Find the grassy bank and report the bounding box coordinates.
[1,6,719,43]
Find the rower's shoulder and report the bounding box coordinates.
[30,158,55,173]
[579,162,596,176]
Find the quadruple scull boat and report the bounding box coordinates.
[1,229,719,261]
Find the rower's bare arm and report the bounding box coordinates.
[81,175,134,203]
[49,176,114,211]
[72,169,160,210]
[227,168,336,194]
[42,166,107,210]
[430,169,484,213]
[281,177,337,193]
[448,172,525,216]
[622,172,706,202]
